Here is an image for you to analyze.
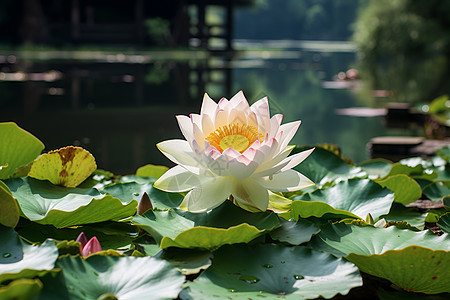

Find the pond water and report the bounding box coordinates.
[0,46,421,174]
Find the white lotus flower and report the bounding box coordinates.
[154,91,314,212]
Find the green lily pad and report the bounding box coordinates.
[269,218,321,245]
[16,220,138,251]
[358,159,393,179]
[292,179,394,220]
[280,200,361,221]
[28,146,97,188]
[37,255,185,300]
[101,181,183,210]
[0,122,44,180]
[423,181,450,202]
[0,226,58,283]
[132,201,280,250]
[155,247,212,275]
[136,164,168,179]
[310,223,450,257]
[293,146,366,187]
[5,177,137,228]
[309,223,450,294]
[379,203,426,230]
[0,278,43,300]
[348,247,449,294]
[0,181,20,228]
[181,244,362,299]
[375,174,422,205]
[437,213,450,234]
[393,159,438,181]
[436,145,450,162]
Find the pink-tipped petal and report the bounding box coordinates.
[82,236,102,257]
[279,148,314,172]
[229,90,248,107]
[250,97,270,135]
[268,114,283,139]
[278,121,301,150]
[201,114,215,137]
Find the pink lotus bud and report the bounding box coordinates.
[76,232,88,250]
[81,236,102,257]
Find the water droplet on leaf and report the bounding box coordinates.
[239,275,260,284]
[293,274,304,280]
[262,264,273,268]
[2,252,11,258]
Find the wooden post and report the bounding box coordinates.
[71,0,80,42]
[197,1,207,48]
[135,0,144,44]
[225,0,233,51]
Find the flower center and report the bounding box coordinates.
[205,123,263,153]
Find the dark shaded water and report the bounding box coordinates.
[0,47,421,174]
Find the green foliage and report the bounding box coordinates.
[353,0,450,102]
[2,122,450,298]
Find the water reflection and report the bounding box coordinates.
[0,50,417,174]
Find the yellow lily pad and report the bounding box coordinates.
[28,146,97,187]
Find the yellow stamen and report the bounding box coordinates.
[205,123,263,153]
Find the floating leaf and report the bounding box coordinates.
[0,226,58,283]
[309,223,450,294]
[5,177,137,228]
[0,181,20,228]
[37,255,184,300]
[28,146,97,188]
[269,218,320,245]
[375,174,422,205]
[136,164,169,179]
[292,179,394,220]
[379,203,426,230]
[181,244,362,299]
[101,181,182,210]
[358,158,393,179]
[0,122,44,179]
[293,146,366,187]
[437,213,450,234]
[423,181,450,202]
[281,200,360,221]
[133,201,280,250]
[156,248,212,275]
[0,278,43,300]
[348,247,449,294]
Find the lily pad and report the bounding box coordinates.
[5,177,137,228]
[358,158,393,179]
[181,244,362,299]
[375,174,422,205]
[309,223,450,294]
[133,201,280,250]
[379,203,426,230]
[16,220,138,251]
[0,122,44,180]
[0,181,20,228]
[155,247,212,275]
[0,226,58,283]
[293,146,366,187]
[0,279,43,300]
[292,178,394,220]
[280,200,361,221]
[101,181,183,210]
[437,213,450,234]
[136,164,168,179]
[28,146,97,188]
[269,218,320,245]
[37,255,184,300]
[309,223,450,257]
[423,181,450,202]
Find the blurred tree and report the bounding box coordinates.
[353,0,450,103]
[234,0,363,40]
